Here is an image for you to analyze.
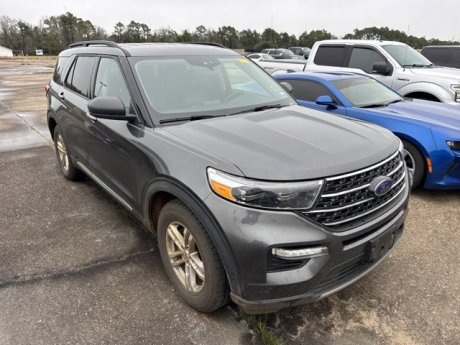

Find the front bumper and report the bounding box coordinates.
[204,174,410,314]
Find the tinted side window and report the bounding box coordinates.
[53,57,69,85]
[285,79,336,102]
[94,58,132,110]
[422,48,451,65]
[348,48,385,73]
[314,46,346,67]
[65,56,95,98]
[452,49,460,67]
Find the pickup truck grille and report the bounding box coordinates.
[303,151,406,229]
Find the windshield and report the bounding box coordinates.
[332,77,403,108]
[383,44,433,67]
[131,56,293,123]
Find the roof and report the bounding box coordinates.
[60,41,237,57]
[316,39,407,46]
[276,71,365,82]
[422,45,460,49]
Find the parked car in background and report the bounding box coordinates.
[259,40,460,105]
[246,53,274,62]
[261,48,302,60]
[421,45,460,69]
[47,40,409,314]
[274,71,460,189]
[289,46,311,59]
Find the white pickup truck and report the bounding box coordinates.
[257,39,460,104]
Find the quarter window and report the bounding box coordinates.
[65,56,96,98]
[53,57,69,85]
[94,58,132,110]
[348,48,386,73]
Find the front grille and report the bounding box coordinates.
[303,151,406,229]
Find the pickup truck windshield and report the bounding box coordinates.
[332,77,403,108]
[382,45,433,67]
[131,56,293,123]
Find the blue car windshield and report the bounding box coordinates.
[332,77,403,108]
[131,55,293,122]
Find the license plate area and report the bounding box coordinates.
[364,226,400,263]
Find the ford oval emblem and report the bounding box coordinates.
[369,176,393,197]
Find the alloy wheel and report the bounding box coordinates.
[56,134,70,173]
[166,221,205,293]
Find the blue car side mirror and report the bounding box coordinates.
[315,95,337,109]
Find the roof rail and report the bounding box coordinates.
[68,40,130,56]
[189,42,226,48]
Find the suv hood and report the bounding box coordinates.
[162,106,398,180]
[409,66,460,81]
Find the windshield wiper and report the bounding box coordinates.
[159,115,226,124]
[385,99,404,106]
[402,63,432,68]
[231,104,287,115]
[360,104,387,108]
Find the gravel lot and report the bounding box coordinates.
[0,57,458,345]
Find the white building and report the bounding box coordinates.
[0,45,13,57]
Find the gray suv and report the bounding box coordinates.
[47,41,410,313]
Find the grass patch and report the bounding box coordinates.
[240,313,283,345]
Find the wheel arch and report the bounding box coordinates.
[143,176,242,294]
[47,111,58,139]
[393,132,429,186]
[398,82,450,103]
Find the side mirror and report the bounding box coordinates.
[279,81,293,93]
[315,95,337,109]
[372,61,393,76]
[87,97,136,121]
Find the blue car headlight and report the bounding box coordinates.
[446,140,460,151]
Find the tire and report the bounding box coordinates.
[53,125,84,181]
[402,140,425,189]
[157,199,228,312]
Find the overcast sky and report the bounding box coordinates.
[1,0,459,41]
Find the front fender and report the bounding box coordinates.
[397,82,452,102]
[142,176,242,294]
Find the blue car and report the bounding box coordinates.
[274,71,460,189]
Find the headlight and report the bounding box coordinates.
[207,168,323,210]
[451,84,460,102]
[446,140,460,151]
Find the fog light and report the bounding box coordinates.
[272,246,328,260]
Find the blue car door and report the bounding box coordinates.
[284,79,347,115]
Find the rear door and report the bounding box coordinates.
[59,55,97,166]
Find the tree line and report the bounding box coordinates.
[1,12,458,55]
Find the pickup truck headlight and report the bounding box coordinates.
[446,140,460,151]
[451,84,460,102]
[207,168,323,210]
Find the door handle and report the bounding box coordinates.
[58,91,65,99]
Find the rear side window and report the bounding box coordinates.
[65,56,96,98]
[285,79,337,102]
[52,57,69,85]
[422,48,451,65]
[314,46,346,67]
[348,48,386,73]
